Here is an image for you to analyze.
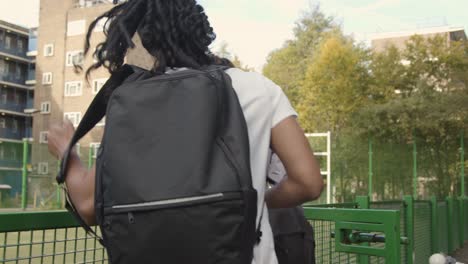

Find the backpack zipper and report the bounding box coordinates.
[105,192,242,215]
[112,193,223,210]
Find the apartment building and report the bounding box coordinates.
[33,0,117,161]
[0,20,35,198]
[371,26,467,52]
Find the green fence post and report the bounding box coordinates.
[461,130,465,198]
[447,196,454,253]
[460,130,465,243]
[430,196,438,253]
[356,196,370,264]
[368,137,373,198]
[21,138,29,210]
[56,160,61,208]
[457,197,464,248]
[88,147,94,169]
[404,195,414,264]
[413,131,418,199]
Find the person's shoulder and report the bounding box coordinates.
[225,68,281,98]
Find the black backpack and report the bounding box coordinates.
[57,64,260,264]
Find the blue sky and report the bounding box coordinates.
[1,0,467,70]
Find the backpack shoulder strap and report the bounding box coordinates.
[55,64,135,244]
[56,64,135,183]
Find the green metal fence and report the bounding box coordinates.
[0,211,106,264]
[0,196,467,263]
[369,200,407,264]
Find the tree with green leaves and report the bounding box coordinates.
[263,6,339,107]
[355,35,468,198]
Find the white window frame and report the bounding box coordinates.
[40,102,51,114]
[90,143,101,158]
[64,112,82,127]
[75,143,81,156]
[94,17,109,32]
[39,131,48,143]
[42,72,53,85]
[93,78,108,94]
[67,20,86,36]
[38,162,49,175]
[64,81,83,97]
[97,117,105,127]
[0,117,5,128]
[43,44,54,57]
[66,51,84,67]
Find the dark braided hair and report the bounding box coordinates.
[84,0,232,77]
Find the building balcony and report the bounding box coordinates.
[0,74,27,87]
[25,71,35,85]
[0,129,27,141]
[0,159,22,168]
[0,102,29,114]
[0,46,28,60]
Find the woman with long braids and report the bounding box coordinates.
[48,0,323,263]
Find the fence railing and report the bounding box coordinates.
[0,196,467,263]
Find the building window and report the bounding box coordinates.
[42,72,53,84]
[90,143,101,158]
[11,148,17,160]
[12,119,18,133]
[67,20,86,36]
[38,162,49,175]
[1,91,6,103]
[0,146,4,159]
[17,39,24,51]
[64,112,81,127]
[39,131,48,143]
[0,59,4,74]
[66,51,84,66]
[41,102,51,114]
[65,81,83,96]
[5,35,11,49]
[43,44,54,57]
[16,66,22,80]
[93,78,107,94]
[0,117,5,128]
[13,92,20,105]
[75,143,81,156]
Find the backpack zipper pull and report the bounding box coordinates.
[128,212,135,224]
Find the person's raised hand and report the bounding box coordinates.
[48,119,75,160]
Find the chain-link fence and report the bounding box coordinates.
[307,131,467,202]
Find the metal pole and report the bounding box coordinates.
[413,131,418,198]
[461,130,465,197]
[368,137,373,197]
[21,138,29,210]
[327,131,331,204]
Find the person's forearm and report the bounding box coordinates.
[64,151,96,225]
[265,177,312,208]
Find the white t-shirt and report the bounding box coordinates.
[167,67,297,264]
[225,68,298,264]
